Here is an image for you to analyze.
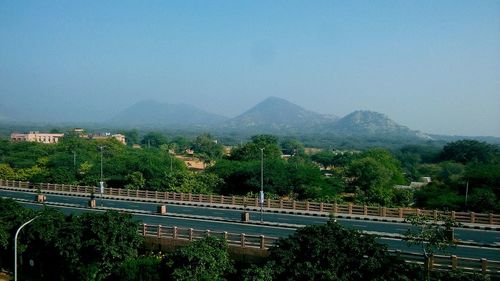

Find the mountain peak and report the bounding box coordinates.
[108,100,228,128]
[225,97,335,129]
[331,110,428,138]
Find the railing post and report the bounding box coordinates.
[279,199,283,209]
[223,231,228,242]
[157,225,161,238]
[180,193,184,201]
[189,228,194,241]
[209,195,213,204]
[451,255,457,270]
[470,212,476,223]
[428,254,434,271]
[348,203,353,215]
[206,230,211,237]
[416,209,421,216]
[305,201,309,211]
[231,196,236,205]
[489,213,494,224]
[481,258,488,275]
[254,197,258,207]
[260,235,265,249]
[334,203,338,214]
[240,233,246,248]
[433,210,438,219]
[266,198,271,208]
[382,207,387,217]
[399,208,403,218]
[173,226,177,239]
[292,200,296,210]
[451,211,456,220]
[221,195,224,204]
[320,202,324,212]
[364,205,368,216]
[142,224,146,236]
[188,193,192,201]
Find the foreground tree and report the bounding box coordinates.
[161,236,234,281]
[244,219,411,281]
[404,214,460,281]
[19,210,143,281]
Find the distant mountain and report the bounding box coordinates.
[224,97,337,130]
[108,100,228,127]
[328,110,431,139]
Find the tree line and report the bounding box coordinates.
[0,130,499,213]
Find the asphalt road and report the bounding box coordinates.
[2,189,499,260]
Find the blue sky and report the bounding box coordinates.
[1,1,499,136]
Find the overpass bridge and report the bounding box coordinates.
[1,180,499,273]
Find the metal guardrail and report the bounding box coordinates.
[138,223,500,277]
[1,179,499,225]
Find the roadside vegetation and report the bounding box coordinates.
[0,199,489,281]
[0,130,499,213]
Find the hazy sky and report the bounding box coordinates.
[1,1,499,136]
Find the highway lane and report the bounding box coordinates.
[17,200,500,260]
[1,189,498,246]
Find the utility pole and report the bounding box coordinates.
[465,180,469,209]
[98,146,105,196]
[260,148,264,223]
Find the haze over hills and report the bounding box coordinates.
[3,97,499,143]
[107,100,228,127]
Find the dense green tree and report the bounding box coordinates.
[125,171,146,189]
[346,149,406,206]
[465,163,500,190]
[310,150,337,168]
[161,236,234,281]
[247,219,411,281]
[0,163,16,180]
[440,140,499,164]
[112,256,161,281]
[399,144,441,164]
[467,188,499,213]
[414,183,463,210]
[123,129,140,146]
[229,135,282,161]
[7,208,142,280]
[280,138,305,156]
[0,198,34,270]
[141,132,169,148]
[171,136,191,153]
[191,133,225,162]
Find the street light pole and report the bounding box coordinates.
[98,146,105,196]
[14,216,39,281]
[260,148,264,223]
